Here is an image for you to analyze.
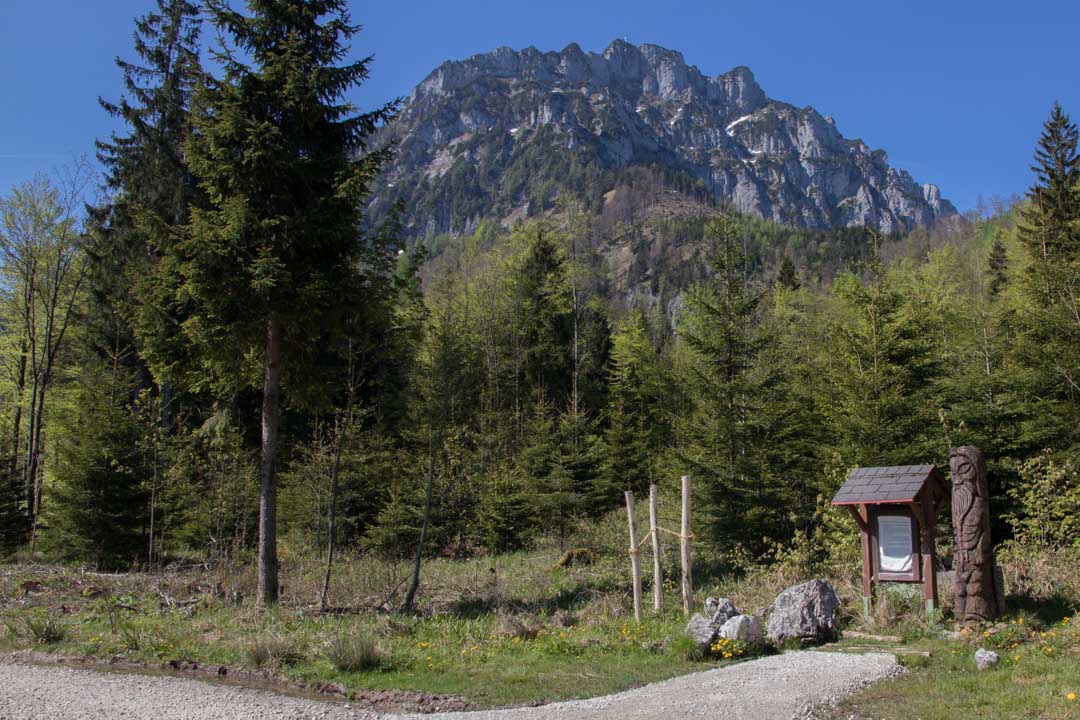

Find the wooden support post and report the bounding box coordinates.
[625,490,642,623]
[919,494,939,615]
[649,483,662,612]
[680,475,693,615]
[848,504,872,616]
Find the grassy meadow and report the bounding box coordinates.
[2,516,1079,714]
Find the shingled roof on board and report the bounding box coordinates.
[831,465,941,505]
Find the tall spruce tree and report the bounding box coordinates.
[597,310,669,511]
[674,214,795,559]
[90,0,203,403]
[987,236,1009,298]
[135,0,397,603]
[515,226,574,411]
[1020,103,1080,266]
[1015,103,1080,454]
[824,254,942,467]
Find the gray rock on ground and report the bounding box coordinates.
[686,597,741,649]
[766,579,841,646]
[704,596,738,622]
[686,613,718,649]
[719,614,764,644]
[974,648,999,670]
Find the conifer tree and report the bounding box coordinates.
[674,214,795,559]
[777,256,801,291]
[90,0,203,405]
[515,226,574,410]
[135,0,398,603]
[0,467,23,553]
[1020,103,1080,265]
[987,236,1009,298]
[824,255,942,467]
[45,365,149,569]
[597,310,669,511]
[1014,104,1080,455]
[477,466,532,551]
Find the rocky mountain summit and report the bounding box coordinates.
[373,40,957,237]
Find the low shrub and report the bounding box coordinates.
[247,635,306,669]
[6,612,67,645]
[326,631,383,672]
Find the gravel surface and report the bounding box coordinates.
[0,651,900,720]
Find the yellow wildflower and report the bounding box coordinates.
[1067,692,1076,702]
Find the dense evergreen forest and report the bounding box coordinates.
[1,0,1078,606]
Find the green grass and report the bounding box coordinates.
[827,614,1080,720]
[0,597,710,706]
[0,550,730,707]
[5,537,1076,713]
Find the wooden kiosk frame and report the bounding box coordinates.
[831,465,949,616]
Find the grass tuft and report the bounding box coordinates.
[325,631,383,672]
[247,635,306,669]
[7,612,67,645]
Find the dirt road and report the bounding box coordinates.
[0,650,899,720]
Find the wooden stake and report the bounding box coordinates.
[680,475,693,615]
[625,490,643,623]
[649,483,662,612]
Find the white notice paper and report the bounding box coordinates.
[877,515,913,574]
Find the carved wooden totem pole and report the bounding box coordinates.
[949,446,998,621]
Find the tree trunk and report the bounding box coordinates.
[23,373,40,527]
[258,315,282,605]
[24,373,49,544]
[403,445,435,614]
[10,342,27,482]
[320,396,354,613]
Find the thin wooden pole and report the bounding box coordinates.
[680,475,693,615]
[919,495,938,616]
[625,490,642,623]
[848,504,873,617]
[649,483,662,612]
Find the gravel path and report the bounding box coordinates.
[0,651,899,720]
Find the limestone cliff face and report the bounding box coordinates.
[373,40,956,237]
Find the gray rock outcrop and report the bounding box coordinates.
[766,579,841,646]
[373,40,957,238]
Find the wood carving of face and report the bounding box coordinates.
[950,450,975,488]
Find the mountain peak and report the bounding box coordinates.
[386,41,956,237]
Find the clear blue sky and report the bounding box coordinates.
[2,0,1078,213]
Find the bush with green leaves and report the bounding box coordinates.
[1006,452,1080,548]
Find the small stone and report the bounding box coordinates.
[974,648,999,670]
